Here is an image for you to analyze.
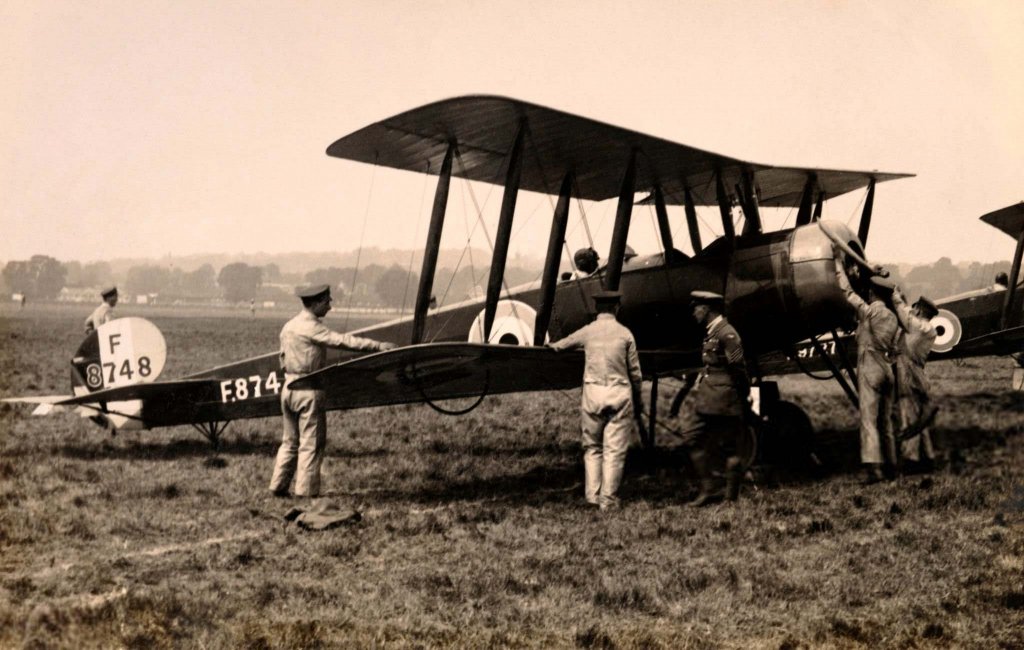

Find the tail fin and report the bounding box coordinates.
[69,317,167,429]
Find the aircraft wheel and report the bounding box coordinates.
[758,400,816,471]
[735,422,758,471]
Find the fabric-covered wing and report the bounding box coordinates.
[288,343,700,410]
[980,202,1024,239]
[327,95,911,206]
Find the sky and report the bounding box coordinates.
[1,0,1022,266]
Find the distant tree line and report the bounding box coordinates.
[0,254,1012,308]
[885,257,1010,302]
[1,255,67,299]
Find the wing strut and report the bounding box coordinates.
[604,150,637,291]
[1002,227,1024,330]
[535,172,574,345]
[413,142,455,344]
[812,191,826,221]
[483,122,526,340]
[653,185,675,254]
[739,169,762,235]
[715,171,736,240]
[683,185,703,253]
[796,172,817,226]
[857,178,876,248]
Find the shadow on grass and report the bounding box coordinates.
[341,446,696,507]
[53,437,393,462]
[797,423,1022,481]
[946,391,1024,412]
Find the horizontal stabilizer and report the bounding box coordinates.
[2,395,72,405]
[55,379,219,406]
[288,343,700,409]
[327,95,911,207]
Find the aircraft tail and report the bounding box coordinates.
[68,317,168,429]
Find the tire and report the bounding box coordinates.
[758,400,815,470]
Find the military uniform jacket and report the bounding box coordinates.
[550,313,642,389]
[84,303,114,331]
[693,316,749,417]
[279,309,384,377]
[892,294,937,398]
[836,267,900,371]
[893,294,937,368]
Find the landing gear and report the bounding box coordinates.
[191,421,230,449]
[656,378,815,474]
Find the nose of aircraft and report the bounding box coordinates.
[787,221,862,337]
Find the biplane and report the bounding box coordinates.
[782,201,1024,399]
[7,96,924,453]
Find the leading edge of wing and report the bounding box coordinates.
[55,379,220,406]
[980,201,1024,240]
[288,342,700,410]
[325,95,912,206]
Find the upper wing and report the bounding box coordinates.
[980,201,1024,239]
[327,95,911,207]
[288,342,700,410]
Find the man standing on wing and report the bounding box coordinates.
[84,286,118,334]
[550,290,643,511]
[676,291,751,505]
[270,284,395,498]
[834,249,901,483]
[892,289,939,472]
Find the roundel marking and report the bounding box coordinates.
[929,308,962,354]
[467,300,548,346]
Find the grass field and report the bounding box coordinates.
[1,305,1022,648]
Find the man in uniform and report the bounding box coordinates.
[892,289,939,471]
[834,249,901,483]
[676,291,750,505]
[84,286,118,334]
[269,284,395,498]
[550,290,643,510]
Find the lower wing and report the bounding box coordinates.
[288,343,700,409]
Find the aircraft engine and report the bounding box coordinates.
[929,308,963,353]
[725,221,861,353]
[467,300,547,346]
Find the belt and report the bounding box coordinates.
[583,379,629,387]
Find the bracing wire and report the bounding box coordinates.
[845,188,868,227]
[399,161,432,318]
[779,204,798,230]
[572,176,596,251]
[671,175,722,247]
[344,155,378,330]
[646,200,664,255]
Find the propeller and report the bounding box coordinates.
[818,220,889,278]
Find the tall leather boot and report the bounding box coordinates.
[689,449,721,507]
[725,456,742,502]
